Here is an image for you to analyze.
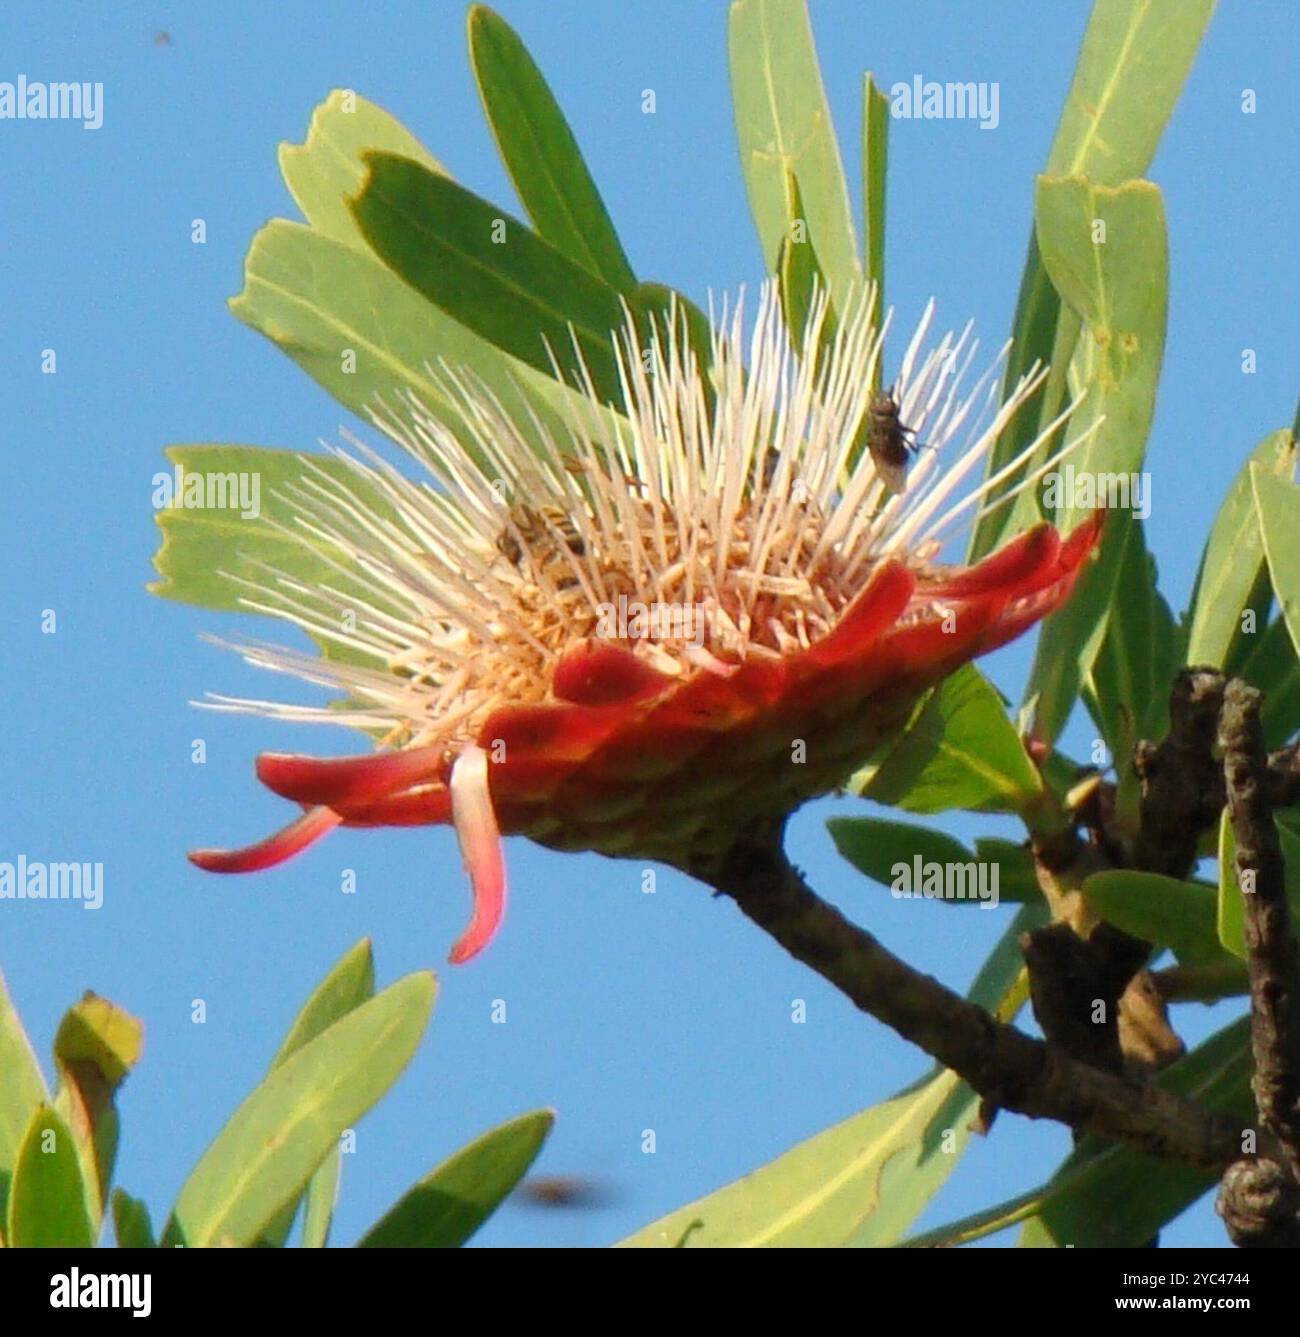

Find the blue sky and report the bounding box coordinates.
[1,0,1296,1248]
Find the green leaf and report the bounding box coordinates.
[358,1108,554,1247]
[1216,807,1245,960]
[1021,177,1169,744]
[619,905,1044,1247]
[1253,465,1300,669]
[1082,516,1180,819]
[164,971,435,1248]
[901,1185,1050,1248]
[728,0,862,311]
[1186,430,1295,668]
[776,171,835,357]
[7,1105,94,1248]
[828,817,1036,906]
[230,218,607,459]
[350,153,630,405]
[301,1151,340,1248]
[626,280,716,392]
[468,5,636,292]
[111,1188,156,1248]
[258,939,376,1248]
[860,72,888,320]
[1237,614,1300,750]
[1017,1016,1251,1247]
[968,0,1214,563]
[1082,870,1228,969]
[278,90,444,249]
[51,993,144,1236]
[0,971,48,1227]
[850,665,1044,816]
[1219,808,1300,962]
[150,444,403,662]
[1047,0,1218,184]
[271,939,376,1066]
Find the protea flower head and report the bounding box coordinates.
[190,284,1101,963]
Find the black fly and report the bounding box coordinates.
[865,390,923,495]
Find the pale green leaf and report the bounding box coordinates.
[164,972,434,1248]
[968,0,1214,562]
[230,218,606,459]
[278,90,444,249]
[259,939,375,1247]
[728,0,862,310]
[1021,177,1169,744]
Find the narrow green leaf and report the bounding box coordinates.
[620,905,1044,1247]
[851,665,1044,815]
[1219,809,1300,963]
[968,0,1214,562]
[1017,1016,1250,1247]
[272,940,375,1067]
[776,172,835,355]
[1021,177,1169,744]
[8,1105,94,1248]
[301,1150,340,1248]
[111,1188,156,1248]
[1253,466,1300,668]
[468,5,636,291]
[358,1108,554,1248]
[350,153,630,405]
[828,817,1035,906]
[1237,614,1300,750]
[278,90,444,249]
[728,0,862,310]
[0,971,48,1227]
[165,972,435,1248]
[1082,870,1227,968]
[259,940,375,1247]
[901,1184,1046,1248]
[1216,807,1245,960]
[1185,431,1295,668]
[1082,516,1180,820]
[860,72,888,320]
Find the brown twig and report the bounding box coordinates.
[1132,667,1227,878]
[705,817,1252,1173]
[1219,680,1300,1183]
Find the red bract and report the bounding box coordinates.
[191,510,1102,962]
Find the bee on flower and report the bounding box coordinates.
[189,283,1101,964]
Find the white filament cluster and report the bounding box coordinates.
[202,283,1089,752]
